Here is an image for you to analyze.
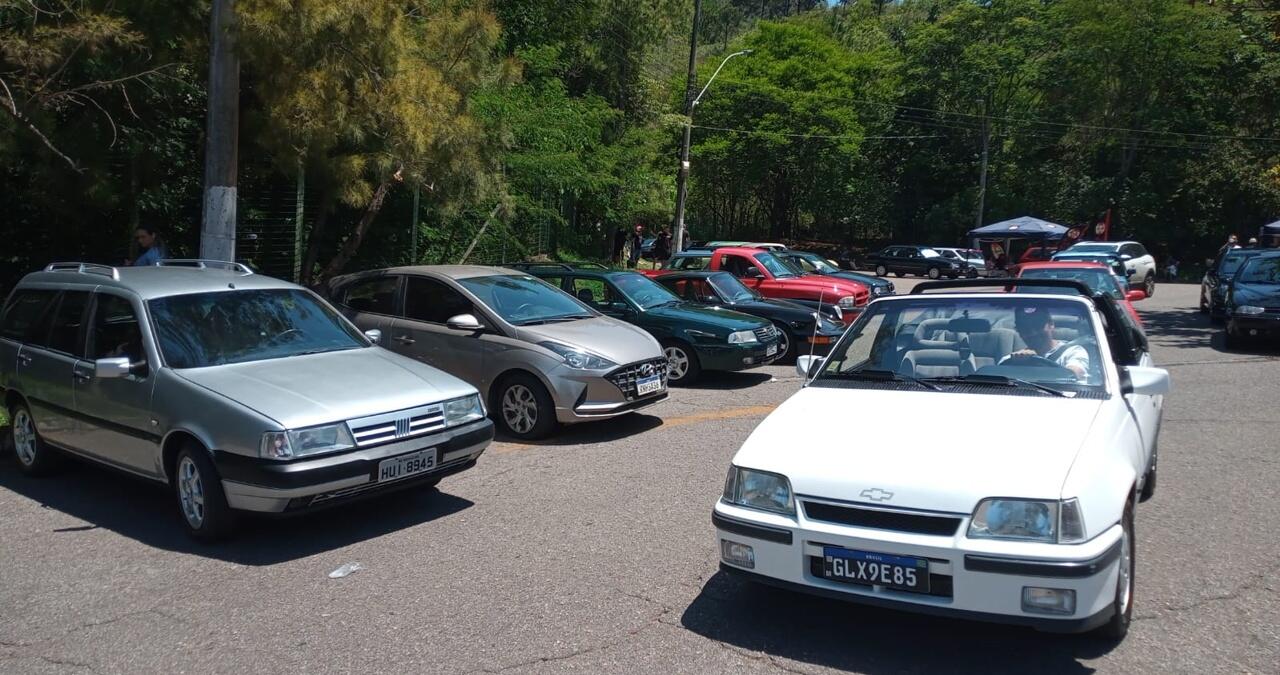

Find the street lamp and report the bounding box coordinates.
[672,49,752,254]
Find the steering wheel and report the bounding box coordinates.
[1001,353,1076,378]
[272,328,304,343]
[512,303,535,318]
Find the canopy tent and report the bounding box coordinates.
[967,216,1069,240]
[1260,220,1280,247]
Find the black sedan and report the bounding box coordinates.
[863,245,972,279]
[778,251,896,297]
[655,271,846,360]
[1202,247,1266,323]
[1224,251,1280,349]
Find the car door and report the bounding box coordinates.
[388,275,488,388]
[74,292,162,475]
[0,289,57,400]
[336,274,400,338]
[902,248,926,275]
[13,290,87,450]
[1126,324,1161,465]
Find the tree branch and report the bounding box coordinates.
[0,75,82,172]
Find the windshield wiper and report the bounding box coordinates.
[926,374,1069,398]
[516,315,591,326]
[827,368,940,391]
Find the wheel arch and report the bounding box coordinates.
[488,367,555,412]
[160,429,213,484]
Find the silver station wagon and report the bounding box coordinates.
[0,261,493,540]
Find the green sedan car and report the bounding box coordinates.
[512,264,783,385]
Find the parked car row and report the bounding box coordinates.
[1210,250,1280,349]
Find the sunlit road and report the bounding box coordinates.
[1,280,1277,674]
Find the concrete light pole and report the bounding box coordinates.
[201,0,239,262]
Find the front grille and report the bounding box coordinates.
[808,556,953,599]
[348,403,445,448]
[754,325,778,341]
[803,501,962,536]
[606,359,668,401]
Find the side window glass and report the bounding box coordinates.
[571,278,610,306]
[48,291,91,356]
[0,290,57,342]
[723,256,751,277]
[90,295,145,364]
[343,276,399,314]
[691,279,716,301]
[404,277,474,324]
[537,275,563,290]
[1134,245,1149,258]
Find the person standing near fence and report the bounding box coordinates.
[628,223,645,268]
[654,227,672,268]
[129,226,168,266]
[611,227,627,264]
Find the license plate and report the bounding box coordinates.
[766,343,779,356]
[636,373,663,396]
[377,448,438,483]
[821,546,930,593]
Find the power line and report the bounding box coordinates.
[690,124,941,140]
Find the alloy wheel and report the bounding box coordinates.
[1145,275,1155,298]
[775,329,790,358]
[875,265,887,277]
[1117,524,1133,614]
[177,456,206,529]
[501,384,539,434]
[665,346,690,381]
[12,409,36,466]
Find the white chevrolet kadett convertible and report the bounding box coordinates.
[713,279,1168,639]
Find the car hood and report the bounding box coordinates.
[646,303,769,331]
[176,348,476,429]
[729,298,817,322]
[775,275,869,296]
[732,387,1103,514]
[516,316,662,364]
[829,271,890,288]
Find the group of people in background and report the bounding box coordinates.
[611,223,678,269]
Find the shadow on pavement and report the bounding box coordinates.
[681,571,1112,674]
[495,412,664,446]
[0,451,473,565]
[1139,305,1280,357]
[679,370,775,391]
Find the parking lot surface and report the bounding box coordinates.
[1,281,1277,674]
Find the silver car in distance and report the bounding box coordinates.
[332,266,669,440]
[0,261,493,540]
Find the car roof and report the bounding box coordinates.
[19,262,299,301]
[1019,261,1107,271]
[380,264,519,280]
[714,246,779,256]
[654,270,725,279]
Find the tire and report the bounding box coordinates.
[967,269,979,279]
[1143,274,1155,298]
[874,265,887,277]
[894,271,905,278]
[772,323,796,362]
[1096,503,1135,641]
[174,444,236,542]
[662,340,702,385]
[494,373,558,440]
[8,401,61,476]
[1198,296,1208,314]
[927,267,942,280]
[1139,445,1157,502]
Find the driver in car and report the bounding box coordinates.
[1001,307,1089,380]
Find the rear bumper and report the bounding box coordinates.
[217,419,493,513]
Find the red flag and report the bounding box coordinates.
[1095,208,1112,241]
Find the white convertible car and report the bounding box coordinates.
[713,279,1167,639]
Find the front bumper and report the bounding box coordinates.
[712,500,1123,633]
[696,339,784,372]
[798,330,845,357]
[217,419,493,513]
[1228,313,1280,339]
[550,358,670,424]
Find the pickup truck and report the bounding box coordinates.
[645,246,869,323]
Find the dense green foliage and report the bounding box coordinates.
[4,0,1280,290]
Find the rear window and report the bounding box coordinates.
[0,289,57,343]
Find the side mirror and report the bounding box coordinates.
[1125,289,1147,302]
[364,329,382,344]
[94,357,132,379]
[795,354,823,379]
[1121,254,1133,261]
[446,314,484,331]
[1121,366,1170,396]
[744,267,764,279]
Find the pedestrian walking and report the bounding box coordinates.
[654,227,672,268]
[611,227,627,265]
[628,223,645,269]
[129,226,168,266]
[1218,234,1240,257]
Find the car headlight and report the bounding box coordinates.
[872,286,889,296]
[1236,305,1265,315]
[967,498,1086,544]
[260,423,356,460]
[727,330,758,344]
[539,341,617,369]
[837,296,856,309]
[444,394,486,427]
[722,466,795,515]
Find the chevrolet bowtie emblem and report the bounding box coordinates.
[860,488,893,502]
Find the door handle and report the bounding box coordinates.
[393,335,416,345]
[18,354,32,366]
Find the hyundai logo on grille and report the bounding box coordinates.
[860,487,894,502]
[395,417,411,438]
[640,363,655,377]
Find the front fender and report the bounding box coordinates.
[1060,400,1141,540]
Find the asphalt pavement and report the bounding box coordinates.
[1,280,1277,674]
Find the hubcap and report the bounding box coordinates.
[876,266,886,276]
[177,457,206,529]
[928,268,940,279]
[501,384,539,434]
[776,329,789,357]
[1146,277,1155,296]
[665,346,690,381]
[1117,525,1133,614]
[12,409,36,466]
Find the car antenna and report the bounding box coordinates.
[806,288,823,383]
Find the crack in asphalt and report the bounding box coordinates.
[1138,562,1280,621]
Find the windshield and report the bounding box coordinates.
[1068,244,1119,254]
[149,289,366,368]
[790,252,839,274]
[817,296,1104,389]
[1236,256,1280,284]
[1219,252,1257,276]
[457,275,594,325]
[708,272,758,303]
[1019,268,1124,300]
[612,273,682,309]
[754,252,799,278]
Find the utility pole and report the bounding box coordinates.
[974,98,990,230]
[410,185,420,264]
[201,0,240,262]
[671,0,702,254]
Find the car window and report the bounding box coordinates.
[571,278,613,306]
[671,256,709,271]
[755,252,799,277]
[342,276,399,314]
[90,294,145,363]
[47,291,91,356]
[404,276,474,324]
[1132,244,1149,257]
[686,278,719,301]
[1019,268,1123,300]
[1236,256,1280,284]
[721,255,756,278]
[939,250,958,259]
[0,289,57,342]
[920,248,940,258]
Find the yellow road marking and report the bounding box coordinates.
[493,403,779,454]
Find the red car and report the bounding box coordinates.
[644,247,870,324]
[1016,261,1146,327]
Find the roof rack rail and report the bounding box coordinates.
[910,278,1095,297]
[155,259,254,275]
[507,261,575,272]
[43,262,120,280]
